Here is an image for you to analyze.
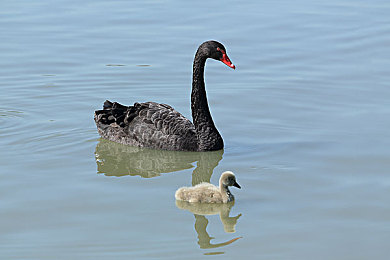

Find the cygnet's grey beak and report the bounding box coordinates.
[233,181,241,189]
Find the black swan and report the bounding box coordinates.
[94,40,235,151]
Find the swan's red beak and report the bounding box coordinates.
[218,48,235,69]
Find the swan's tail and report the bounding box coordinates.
[95,99,145,128]
[94,100,127,128]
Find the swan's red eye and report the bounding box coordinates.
[217,47,226,55]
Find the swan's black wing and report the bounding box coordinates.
[94,100,199,151]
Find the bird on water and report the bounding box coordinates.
[94,40,235,151]
[175,171,241,203]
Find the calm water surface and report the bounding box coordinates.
[1,0,390,259]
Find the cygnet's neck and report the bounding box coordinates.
[219,180,234,203]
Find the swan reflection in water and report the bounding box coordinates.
[95,138,222,180]
[94,139,242,249]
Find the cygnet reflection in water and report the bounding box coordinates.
[176,200,242,249]
[94,139,223,178]
[175,171,241,203]
[176,200,242,233]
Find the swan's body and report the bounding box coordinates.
[175,171,241,203]
[94,41,235,151]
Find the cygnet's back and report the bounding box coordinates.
[175,183,223,203]
[175,171,241,203]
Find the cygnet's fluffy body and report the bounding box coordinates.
[175,171,241,203]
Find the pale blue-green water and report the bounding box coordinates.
[1,0,390,259]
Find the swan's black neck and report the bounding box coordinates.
[191,51,223,151]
